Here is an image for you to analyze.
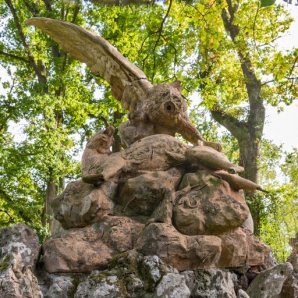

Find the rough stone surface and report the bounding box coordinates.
[275,233,298,298]
[173,172,249,235]
[0,223,42,298]
[274,272,298,298]
[154,273,190,298]
[51,180,116,229]
[244,228,271,266]
[42,217,144,273]
[218,228,248,267]
[0,226,275,298]
[218,228,271,268]
[36,271,86,298]
[135,223,222,271]
[43,135,269,275]
[118,168,182,216]
[182,268,238,298]
[85,135,247,187]
[74,274,121,298]
[246,262,293,298]
[238,289,250,298]
[70,250,191,298]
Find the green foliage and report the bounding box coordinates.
[0,0,114,233]
[257,142,298,262]
[261,0,276,7]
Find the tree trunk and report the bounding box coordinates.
[112,110,124,152]
[238,136,262,234]
[42,178,56,233]
[206,0,266,235]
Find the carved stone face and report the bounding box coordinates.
[145,82,187,127]
[143,81,203,145]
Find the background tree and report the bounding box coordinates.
[184,0,298,234]
[0,0,106,235]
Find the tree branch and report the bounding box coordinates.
[0,209,15,223]
[5,0,47,84]
[142,0,172,65]
[289,54,298,78]
[252,0,262,59]
[41,0,52,11]
[210,107,248,141]
[0,50,29,63]
[22,0,40,16]
[99,116,109,127]
[220,0,264,133]
[71,2,80,23]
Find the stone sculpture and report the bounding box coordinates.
[24,17,271,275]
[40,128,271,273]
[0,16,291,298]
[25,17,221,151]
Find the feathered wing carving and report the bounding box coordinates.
[25,17,153,111]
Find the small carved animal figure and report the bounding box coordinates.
[81,126,115,176]
[26,17,221,151]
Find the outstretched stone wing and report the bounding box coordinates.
[25,17,152,111]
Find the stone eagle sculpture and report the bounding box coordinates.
[25,17,221,151]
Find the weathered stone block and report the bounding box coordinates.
[173,172,249,236]
[135,223,222,271]
[51,180,116,229]
[0,223,42,298]
[42,216,144,273]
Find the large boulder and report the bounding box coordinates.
[73,250,191,298]
[51,180,116,229]
[117,168,182,216]
[275,233,298,297]
[218,228,271,267]
[246,262,293,298]
[135,223,222,271]
[181,269,238,298]
[42,216,144,273]
[173,172,250,236]
[36,271,86,298]
[0,223,42,298]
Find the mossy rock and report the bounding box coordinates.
[0,255,10,272]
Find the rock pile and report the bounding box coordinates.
[43,131,271,274]
[0,227,293,298]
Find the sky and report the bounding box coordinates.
[0,1,298,152]
[262,1,298,152]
